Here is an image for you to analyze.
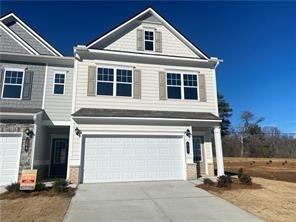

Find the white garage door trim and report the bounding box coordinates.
[0,132,22,186]
[80,133,186,183]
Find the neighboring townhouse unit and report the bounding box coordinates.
[68,7,224,184]
[0,13,73,185]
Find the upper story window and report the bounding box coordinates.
[97,67,132,97]
[183,74,198,100]
[1,69,24,99]
[144,30,154,51]
[116,69,132,97]
[166,72,198,100]
[97,68,114,96]
[167,73,181,99]
[53,72,66,95]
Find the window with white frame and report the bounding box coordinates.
[97,68,114,96]
[167,73,181,99]
[53,72,65,95]
[144,30,154,51]
[97,67,132,97]
[183,74,198,100]
[2,69,24,99]
[166,72,198,100]
[116,69,132,97]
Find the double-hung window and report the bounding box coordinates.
[183,74,198,100]
[144,30,154,51]
[53,72,66,95]
[116,69,132,97]
[96,67,132,97]
[166,72,198,100]
[97,68,114,96]
[167,73,181,99]
[2,69,24,99]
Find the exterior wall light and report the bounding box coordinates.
[75,127,82,136]
[185,129,192,137]
[186,141,190,154]
[24,128,33,138]
[24,128,33,152]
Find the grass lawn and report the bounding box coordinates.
[0,188,75,222]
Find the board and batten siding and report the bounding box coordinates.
[74,59,218,114]
[43,66,74,121]
[104,23,199,58]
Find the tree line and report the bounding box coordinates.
[218,94,296,158]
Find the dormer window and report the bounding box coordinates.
[144,30,154,51]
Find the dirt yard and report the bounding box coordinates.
[0,189,75,222]
[223,157,296,183]
[198,177,296,222]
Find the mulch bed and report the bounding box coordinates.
[197,178,262,193]
[0,187,76,200]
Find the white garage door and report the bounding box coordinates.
[82,135,185,183]
[0,134,22,186]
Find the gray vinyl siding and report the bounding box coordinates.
[0,62,45,108]
[43,65,74,121]
[8,22,54,56]
[0,27,29,54]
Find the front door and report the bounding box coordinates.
[51,138,68,178]
[193,136,203,163]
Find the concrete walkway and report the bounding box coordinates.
[64,181,261,222]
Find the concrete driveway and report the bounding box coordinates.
[64,181,261,222]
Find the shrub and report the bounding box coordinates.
[35,182,46,192]
[203,178,215,186]
[53,179,69,192]
[238,168,244,179]
[217,175,232,188]
[269,160,272,163]
[5,182,20,192]
[239,174,252,185]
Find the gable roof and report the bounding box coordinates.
[0,21,39,55]
[86,7,209,60]
[0,12,63,57]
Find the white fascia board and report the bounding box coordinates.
[42,120,71,126]
[72,116,222,123]
[86,8,151,49]
[2,13,63,57]
[0,22,39,55]
[148,8,209,60]
[86,48,212,63]
[86,7,211,60]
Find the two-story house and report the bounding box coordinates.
[68,7,224,184]
[0,7,224,186]
[0,13,73,185]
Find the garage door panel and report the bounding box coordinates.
[83,135,185,183]
[0,134,22,186]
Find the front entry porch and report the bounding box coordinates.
[33,125,70,180]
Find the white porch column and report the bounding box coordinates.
[214,126,224,176]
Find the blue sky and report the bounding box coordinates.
[2,1,296,133]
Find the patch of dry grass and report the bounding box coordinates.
[0,188,75,222]
[198,177,296,222]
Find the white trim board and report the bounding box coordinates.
[0,13,63,57]
[0,22,39,55]
[86,7,209,60]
